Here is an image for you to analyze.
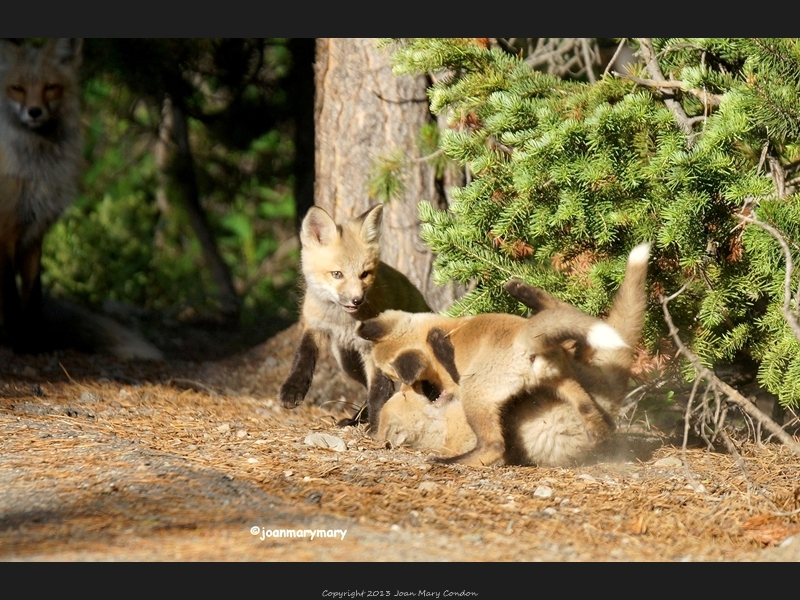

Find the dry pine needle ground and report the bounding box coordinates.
[1,323,799,562]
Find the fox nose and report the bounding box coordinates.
[351,297,364,306]
[28,107,42,119]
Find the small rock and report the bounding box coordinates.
[654,457,682,468]
[79,392,99,404]
[303,433,347,452]
[534,485,554,499]
[417,481,438,494]
[217,423,231,435]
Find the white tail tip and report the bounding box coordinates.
[587,322,629,350]
[628,242,652,266]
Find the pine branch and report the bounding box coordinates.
[660,290,800,456]
[739,213,800,334]
[635,38,695,143]
[614,72,723,108]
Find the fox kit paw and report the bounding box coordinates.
[278,383,306,409]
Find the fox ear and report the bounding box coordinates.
[358,204,383,246]
[391,350,427,386]
[426,327,459,384]
[0,39,22,66]
[300,206,338,247]
[45,38,83,67]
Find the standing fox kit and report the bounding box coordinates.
[0,38,84,352]
[360,242,651,467]
[279,204,430,429]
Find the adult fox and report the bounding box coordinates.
[0,38,84,353]
[0,38,161,360]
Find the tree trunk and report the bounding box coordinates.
[313,38,462,311]
[156,95,241,320]
[288,38,317,231]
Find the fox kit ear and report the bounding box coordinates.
[300,206,338,247]
[426,327,460,384]
[391,350,427,385]
[358,204,383,246]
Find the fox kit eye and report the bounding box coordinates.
[331,271,343,279]
[9,85,23,92]
[360,270,372,280]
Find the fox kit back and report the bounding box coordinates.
[0,38,84,352]
[279,204,430,430]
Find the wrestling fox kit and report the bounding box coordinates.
[361,242,651,467]
[499,241,651,466]
[279,204,430,429]
[0,38,84,352]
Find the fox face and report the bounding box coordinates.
[0,38,82,133]
[300,205,382,314]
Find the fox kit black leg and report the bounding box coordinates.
[279,330,319,409]
[366,369,395,432]
[336,369,395,430]
[503,280,560,313]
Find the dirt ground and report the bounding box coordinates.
[2,315,800,567]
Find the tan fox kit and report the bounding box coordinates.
[0,38,84,352]
[279,204,430,429]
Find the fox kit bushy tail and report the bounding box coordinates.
[279,204,430,430]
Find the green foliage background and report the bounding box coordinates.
[41,39,299,325]
[389,38,800,408]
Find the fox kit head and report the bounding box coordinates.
[357,310,462,397]
[300,204,383,315]
[0,38,83,133]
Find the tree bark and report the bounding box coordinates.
[313,38,462,311]
[288,38,317,231]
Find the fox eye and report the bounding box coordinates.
[44,84,62,92]
[9,85,23,92]
[360,270,372,280]
[331,271,343,279]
